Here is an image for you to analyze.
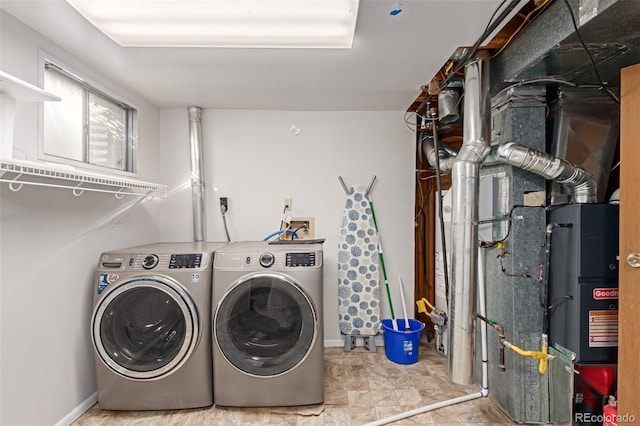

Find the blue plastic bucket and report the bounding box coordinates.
[381,319,425,364]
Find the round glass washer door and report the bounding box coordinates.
[92,277,198,380]
[214,273,317,377]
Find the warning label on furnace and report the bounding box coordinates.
[588,310,618,347]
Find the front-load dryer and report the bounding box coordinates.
[212,241,324,407]
[92,242,229,410]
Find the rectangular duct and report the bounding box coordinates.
[548,88,620,205]
[491,0,640,94]
[480,87,549,423]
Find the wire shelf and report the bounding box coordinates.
[0,159,167,198]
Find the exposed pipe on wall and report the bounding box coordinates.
[421,136,455,174]
[493,142,597,203]
[188,106,206,242]
[421,140,598,204]
[448,54,491,386]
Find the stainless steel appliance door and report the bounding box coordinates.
[214,273,317,377]
[92,277,198,380]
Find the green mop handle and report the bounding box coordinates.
[370,199,396,320]
[379,246,396,320]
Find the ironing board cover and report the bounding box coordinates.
[338,184,381,335]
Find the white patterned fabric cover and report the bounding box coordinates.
[338,184,381,335]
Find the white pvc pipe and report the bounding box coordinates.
[365,392,485,426]
[478,246,489,391]
[365,247,490,426]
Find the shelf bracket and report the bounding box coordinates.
[8,174,24,192]
[114,187,126,199]
[72,182,85,197]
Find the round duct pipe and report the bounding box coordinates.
[188,106,206,242]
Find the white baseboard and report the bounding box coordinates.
[324,337,384,347]
[55,392,97,426]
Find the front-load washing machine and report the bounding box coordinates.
[212,241,324,407]
[92,242,229,410]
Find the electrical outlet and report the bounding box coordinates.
[220,197,228,213]
[283,197,292,212]
[281,217,314,240]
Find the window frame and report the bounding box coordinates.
[38,54,139,177]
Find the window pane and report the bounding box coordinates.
[43,69,84,161]
[89,93,126,171]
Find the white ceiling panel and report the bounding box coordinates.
[1,0,505,110]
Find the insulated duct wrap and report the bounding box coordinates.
[188,106,206,242]
[494,142,597,203]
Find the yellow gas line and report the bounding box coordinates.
[416,297,435,312]
[422,300,553,375]
[502,334,552,375]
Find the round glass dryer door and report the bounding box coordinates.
[92,277,198,380]
[214,273,317,377]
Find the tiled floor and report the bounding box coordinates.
[73,338,516,425]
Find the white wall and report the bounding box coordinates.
[0,11,162,425]
[1,9,416,425]
[158,109,416,345]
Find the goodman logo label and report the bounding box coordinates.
[593,288,619,300]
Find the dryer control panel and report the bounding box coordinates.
[286,252,316,267]
[214,246,323,270]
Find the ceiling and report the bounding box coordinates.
[1,0,506,111]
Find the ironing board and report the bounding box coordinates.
[338,183,381,352]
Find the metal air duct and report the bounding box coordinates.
[188,106,206,242]
[422,140,597,204]
[448,55,491,385]
[421,136,455,174]
[493,142,597,203]
[490,0,640,95]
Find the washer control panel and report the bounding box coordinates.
[99,252,205,270]
[169,253,202,269]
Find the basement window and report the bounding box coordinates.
[42,60,137,174]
